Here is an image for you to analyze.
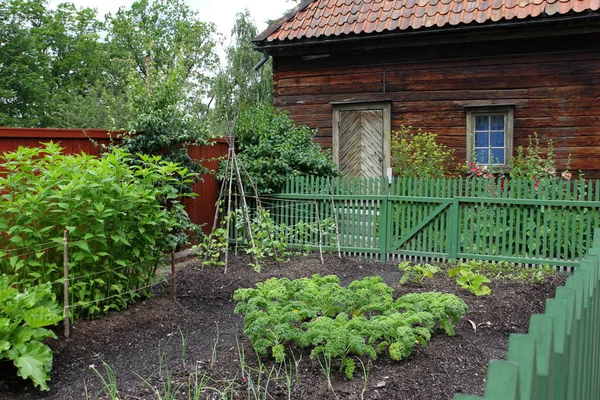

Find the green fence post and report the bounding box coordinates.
[379,177,390,261]
[565,276,585,400]
[573,265,593,400]
[545,298,569,400]
[528,314,555,400]
[483,360,520,400]
[447,197,460,260]
[507,334,537,400]
[555,286,577,400]
[593,227,600,248]
[585,250,600,399]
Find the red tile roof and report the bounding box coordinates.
[260,0,600,42]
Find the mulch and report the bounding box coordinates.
[0,253,565,400]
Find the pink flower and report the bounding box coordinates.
[562,171,572,180]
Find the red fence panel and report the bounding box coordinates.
[0,127,227,235]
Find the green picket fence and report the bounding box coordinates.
[454,229,600,400]
[250,176,600,267]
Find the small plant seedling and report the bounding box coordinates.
[398,262,440,285]
[448,262,491,296]
[195,227,228,268]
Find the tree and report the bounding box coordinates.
[209,11,273,135]
[0,0,123,128]
[106,0,218,119]
[48,3,130,128]
[0,0,218,129]
[0,0,53,127]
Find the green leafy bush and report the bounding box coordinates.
[234,275,467,378]
[448,261,492,296]
[0,275,63,390]
[391,125,455,178]
[0,143,196,318]
[398,262,440,285]
[223,104,339,194]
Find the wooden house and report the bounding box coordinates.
[253,0,600,178]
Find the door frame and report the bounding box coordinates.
[332,102,391,176]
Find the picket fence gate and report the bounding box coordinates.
[247,176,600,267]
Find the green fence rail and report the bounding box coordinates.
[245,176,600,267]
[454,228,600,400]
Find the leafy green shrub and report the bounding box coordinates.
[0,143,196,318]
[391,125,455,178]
[234,275,467,378]
[510,133,557,180]
[222,104,339,194]
[398,262,440,285]
[0,275,63,390]
[448,261,492,296]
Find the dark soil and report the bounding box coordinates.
[0,254,565,400]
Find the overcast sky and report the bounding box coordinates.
[48,0,293,39]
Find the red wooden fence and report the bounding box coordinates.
[0,127,228,235]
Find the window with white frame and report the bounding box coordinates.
[466,106,514,168]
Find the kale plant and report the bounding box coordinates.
[234,275,468,379]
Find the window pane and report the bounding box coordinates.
[491,148,505,164]
[490,131,504,147]
[475,115,489,131]
[490,115,504,131]
[476,149,489,164]
[475,132,489,147]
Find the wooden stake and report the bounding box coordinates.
[223,114,238,273]
[235,158,281,261]
[171,251,176,301]
[224,143,235,274]
[327,178,342,258]
[232,154,257,266]
[314,200,324,265]
[63,229,70,338]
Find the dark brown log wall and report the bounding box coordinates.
[272,33,600,177]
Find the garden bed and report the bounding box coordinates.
[0,253,565,400]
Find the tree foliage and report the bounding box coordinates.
[210,10,273,135]
[0,0,219,130]
[106,0,218,119]
[227,104,339,194]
